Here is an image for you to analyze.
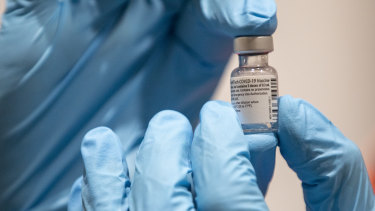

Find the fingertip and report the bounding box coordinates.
[149,110,191,131]
[147,111,192,138]
[200,0,277,36]
[81,127,124,164]
[82,126,120,149]
[278,95,308,130]
[81,126,126,178]
[278,95,297,113]
[279,94,320,116]
[84,126,116,137]
[233,0,278,35]
[278,95,332,135]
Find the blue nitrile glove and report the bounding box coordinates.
[69,112,194,210]
[277,95,375,210]
[193,98,375,210]
[69,104,275,211]
[70,97,374,210]
[0,0,277,209]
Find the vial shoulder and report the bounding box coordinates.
[231,66,278,78]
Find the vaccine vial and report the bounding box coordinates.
[230,36,278,134]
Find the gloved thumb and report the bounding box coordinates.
[278,95,374,210]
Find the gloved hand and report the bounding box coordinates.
[69,96,374,210]
[69,102,275,211]
[0,0,276,209]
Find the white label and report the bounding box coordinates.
[231,75,278,124]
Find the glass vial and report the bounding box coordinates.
[230,36,278,134]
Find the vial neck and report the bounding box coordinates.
[239,54,269,67]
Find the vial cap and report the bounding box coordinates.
[234,36,274,54]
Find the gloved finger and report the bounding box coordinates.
[175,0,277,64]
[81,127,130,211]
[68,177,83,211]
[129,111,195,211]
[191,101,268,211]
[246,134,277,195]
[196,0,277,36]
[278,95,375,210]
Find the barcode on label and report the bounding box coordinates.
[270,78,278,121]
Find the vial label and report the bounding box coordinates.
[231,75,278,124]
